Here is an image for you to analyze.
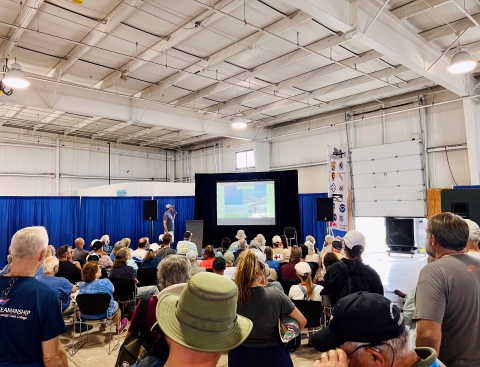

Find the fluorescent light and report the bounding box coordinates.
[3,62,30,88]
[448,47,477,74]
[232,113,247,129]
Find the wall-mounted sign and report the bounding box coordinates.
[116,190,127,197]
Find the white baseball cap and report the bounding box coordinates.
[149,243,160,252]
[343,230,366,250]
[166,204,173,209]
[295,262,312,276]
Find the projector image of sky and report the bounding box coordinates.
[224,185,267,218]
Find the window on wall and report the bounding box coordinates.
[236,150,255,170]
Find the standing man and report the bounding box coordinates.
[72,237,89,264]
[163,204,176,243]
[415,212,480,367]
[0,226,68,367]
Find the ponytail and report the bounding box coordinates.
[299,274,314,300]
[144,249,155,262]
[234,249,263,305]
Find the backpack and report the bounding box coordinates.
[115,295,154,367]
[337,261,376,299]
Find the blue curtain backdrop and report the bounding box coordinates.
[298,193,347,251]
[0,197,80,268]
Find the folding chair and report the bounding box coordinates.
[110,278,137,314]
[136,268,158,287]
[292,300,324,339]
[280,280,300,296]
[284,227,297,247]
[72,293,120,355]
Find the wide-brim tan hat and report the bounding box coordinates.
[156,272,252,353]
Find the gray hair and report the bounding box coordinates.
[10,226,49,260]
[224,252,235,264]
[341,330,412,361]
[469,230,480,243]
[101,234,110,243]
[238,238,247,249]
[43,256,59,273]
[249,239,260,250]
[157,255,191,290]
[305,241,315,255]
[427,213,469,251]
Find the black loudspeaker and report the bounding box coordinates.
[143,200,158,221]
[317,197,334,221]
[385,217,414,247]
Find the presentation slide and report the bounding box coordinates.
[217,181,276,225]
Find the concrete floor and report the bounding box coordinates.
[61,252,426,367]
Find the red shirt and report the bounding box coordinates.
[200,257,214,269]
[279,261,300,281]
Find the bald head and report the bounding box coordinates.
[74,237,85,248]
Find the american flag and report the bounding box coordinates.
[0,298,9,306]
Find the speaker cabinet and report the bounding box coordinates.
[317,197,334,221]
[143,200,158,221]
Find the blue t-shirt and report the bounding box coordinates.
[142,257,161,269]
[78,279,116,319]
[266,259,280,271]
[163,211,174,232]
[35,275,73,311]
[0,276,66,366]
[34,265,43,277]
[103,244,114,255]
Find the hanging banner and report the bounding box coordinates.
[328,144,349,232]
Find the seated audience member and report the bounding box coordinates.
[46,244,56,258]
[272,235,290,263]
[223,252,236,279]
[142,243,161,269]
[221,237,231,252]
[228,250,306,367]
[311,292,445,367]
[87,240,113,273]
[251,234,266,252]
[0,227,68,367]
[56,245,82,279]
[306,235,316,248]
[314,252,340,282]
[288,262,322,301]
[110,240,125,261]
[234,239,247,262]
[319,235,334,259]
[109,249,158,297]
[36,256,78,315]
[100,234,112,255]
[213,257,227,276]
[305,241,319,263]
[264,247,280,271]
[322,238,345,267]
[126,255,191,341]
[281,234,290,249]
[72,237,89,264]
[464,218,480,258]
[132,237,149,261]
[176,231,198,255]
[156,233,176,259]
[78,261,127,334]
[321,231,383,307]
[153,272,253,367]
[415,213,480,367]
[266,264,278,282]
[1,254,12,275]
[200,245,216,269]
[186,250,206,276]
[229,230,247,252]
[278,247,302,281]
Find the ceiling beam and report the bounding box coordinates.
[173,32,349,107]
[92,120,133,138]
[139,131,182,147]
[420,12,480,42]
[243,65,409,118]
[64,117,101,135]
[34,111,64,130]
[262,77,432,125]
[117,125,163,143]
[205,49,382,113]
[97,0,246,90]
[47,0,143,79]
[0,0,44,58]
[135,8,312,99]
[391,0,449,20]
[446,39,480,57]
[0,106,23,126]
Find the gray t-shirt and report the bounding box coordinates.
[163,211,174,232]
[414,254,480,367]
[236,286,295,348]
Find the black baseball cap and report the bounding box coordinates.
[91,240,104,251]
[332,240,343,250]
[311,292,405,352]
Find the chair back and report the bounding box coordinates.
[76,293,111,316]
[280,279,300,296]
[292,299,323,327]
[136,268,158,287]
[64,272,82,285]
[284,227,297,239]
[110,278,136,301]
[135,261,143,269]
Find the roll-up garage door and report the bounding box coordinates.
[351,140,426,217]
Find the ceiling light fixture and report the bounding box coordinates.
[231,113,247,129]
[448,47,477,74]
[3,62,30,89]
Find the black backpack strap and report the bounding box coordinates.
[337,260,350,280]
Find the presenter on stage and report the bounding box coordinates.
[163,204,177,242]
